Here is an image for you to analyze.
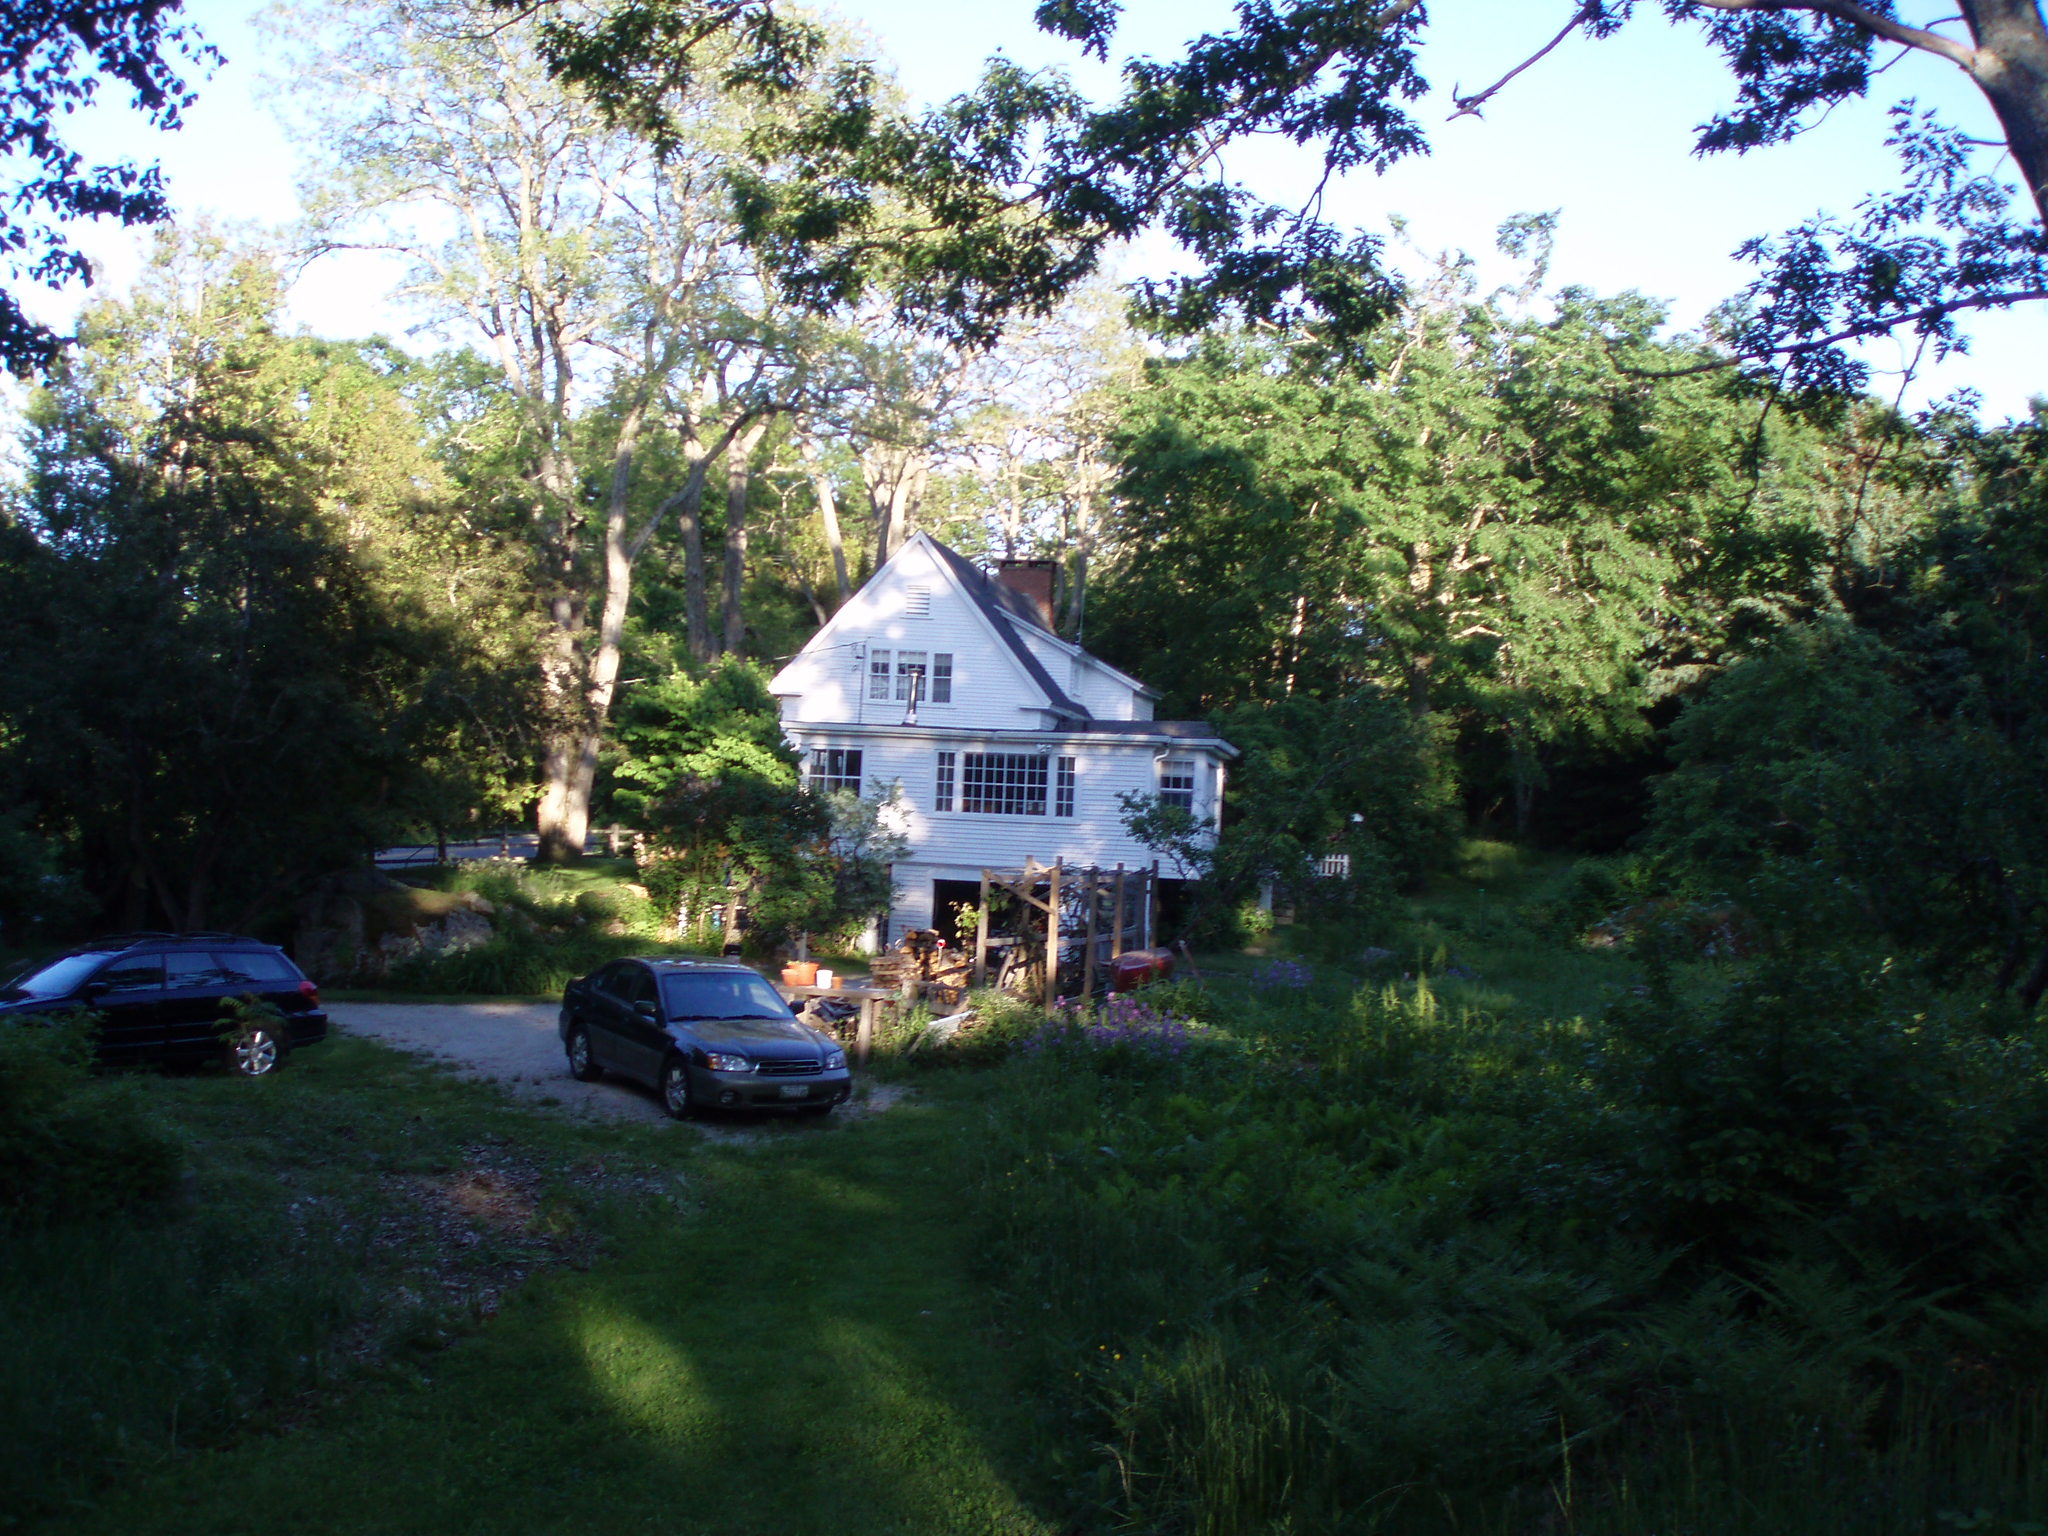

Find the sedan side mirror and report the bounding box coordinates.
[634,999,658,1021]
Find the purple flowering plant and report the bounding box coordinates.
[1252,959,1313,991]
[1021,989,1201,1059]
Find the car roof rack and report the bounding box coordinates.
[83,931,268,951]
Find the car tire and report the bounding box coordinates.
[226,1025,286,1078]
[659,1055,696,1120]
[565,1023,603,1082]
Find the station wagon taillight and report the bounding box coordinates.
[298,980,320,1007]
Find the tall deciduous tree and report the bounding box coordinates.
[0,230,534,928]
[1092,246,1906,830]
[282,0,827,859]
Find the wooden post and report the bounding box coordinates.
[1044,860,1062,1010]
[1081,867,1100,998]
[1110,863,1127,960]
[856,997,877,1066]
[974,870,991,986]
[1146,860,1159,950]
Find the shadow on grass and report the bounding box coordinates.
[51,1088,1057,1536]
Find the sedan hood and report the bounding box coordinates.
[681,1016,825,1055]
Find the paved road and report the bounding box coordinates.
[330,1000,669,1122]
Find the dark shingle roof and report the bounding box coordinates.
[1074,720,1227,741]
[923,537,1088,720]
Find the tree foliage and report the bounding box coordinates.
[1,1,215,377]
[610,660,902,947]
[0,231,537,931]
[506,0,2048,382]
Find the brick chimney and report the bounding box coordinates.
[995,558,1057,630]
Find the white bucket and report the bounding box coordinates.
[815,968,837,989]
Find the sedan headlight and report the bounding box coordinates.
[825,1048,846,1070]
[703,1051,755,1073]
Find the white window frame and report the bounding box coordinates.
[960,752,1049,816]
[809,747,863,795]
[1160,757,1196,812]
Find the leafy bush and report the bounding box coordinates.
[0,1014,185,1224]
[1529,954,2048,1263]
[382,924,658,996]
[966,970,2048,1532]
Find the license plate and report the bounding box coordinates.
[778,1084,809,1099]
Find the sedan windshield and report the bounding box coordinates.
[2,951,117,1000]
[659,972,794,1021]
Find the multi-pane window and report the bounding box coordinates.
[868,647,953,704]
[810,748,863,795]
[1054,756,1075,818]
[934,751,956,811]
[961,753,1048,816]
[1160,758,1196,812]
[894,650,928,701]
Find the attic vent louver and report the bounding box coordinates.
[904,585,931,618]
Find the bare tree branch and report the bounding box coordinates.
[1690,0,1979,71]
[1622,285,2048,376]
[1449,3,1601,121]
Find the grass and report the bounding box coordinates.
[24,838,2043,1534]
[17,1046,1056,1536]
[1193,840,1655,1025]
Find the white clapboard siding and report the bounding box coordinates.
[768,532,1235,939]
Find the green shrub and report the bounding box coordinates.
[382,925,660,996]
[0,1014,184,1224]
[967,969,2048,1533]
[1528,953,2048,1264]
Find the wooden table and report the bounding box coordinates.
[777,984,899,1065]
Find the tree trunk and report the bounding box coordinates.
[1964,1,2048,222]
[538,397,649,862]
[864,440,928,563]
[721,418,771,657]
[666,415,713,662]
[800,436,851,604]
[2018,929,2048,1014]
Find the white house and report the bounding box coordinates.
[768,531,1237,946]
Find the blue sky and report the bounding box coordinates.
[29,0,2048,419]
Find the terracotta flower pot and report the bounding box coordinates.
[781,961,819,987]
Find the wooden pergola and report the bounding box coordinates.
[971,857,1161,1007]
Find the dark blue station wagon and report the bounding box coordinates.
[0,933,328,1076]
[559,959,851,1118]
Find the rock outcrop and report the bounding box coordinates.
[294,869,499,983]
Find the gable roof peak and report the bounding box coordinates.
[897,532,1087,720]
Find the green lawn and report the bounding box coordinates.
[35,1055,1054,1536]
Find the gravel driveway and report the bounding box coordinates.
[330,1001,669,1122]
[328,1001,904,1129]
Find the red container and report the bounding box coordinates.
[1108,949,1174,992]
